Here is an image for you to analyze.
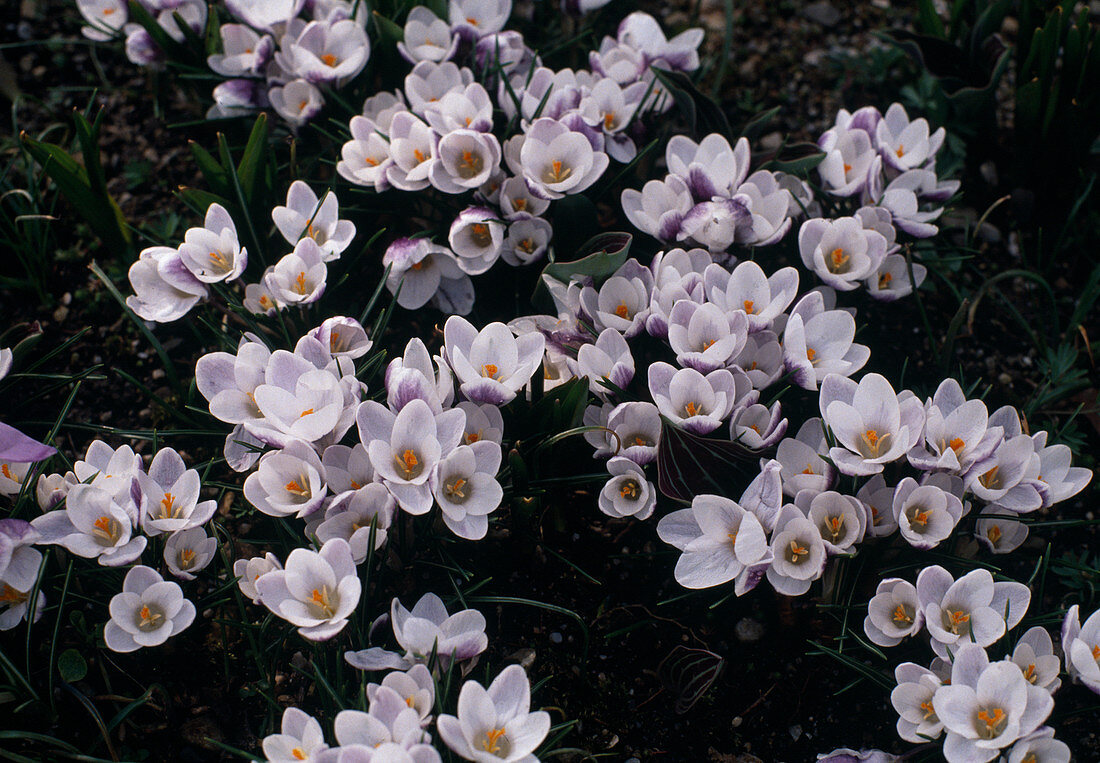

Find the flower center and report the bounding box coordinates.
[828,247,850,273]
[179,548,196,570]
[284,479,310,497]
[482,363,499,379]
[619,479,640,500]
[906,505,931,530]
[443,476,469,503]
[292,749,306,761]
[946,609,971,635]
[986,525,1002,545]
[806,346,817,363]
[480,728,508,756]
[543,159,572,184]
[822,514,845,542]
[512,198,527,212]
[92,515,120,545]
[742,299,755,314]
[158,492,181,520]
[321,53,338,67]
[0,583,28,605]
[786,539,809,563]
[1022,663,1037,683]
[293,271,308,296]
[976,707,1007,739]
[309,585,336,617]
[458,150,484,179]
[470,223,492,247]
[920,700,936,721]
[895,144,905,158]
[614,302,630,319]
[396,449,422,479]
[603,111,617,130]
[1,464,20,482]
[209,250,229,270]
[683,401,699,417]
[858,428,891,458]
[892,604,912,624]
[413,148,428,164]
[137,604,164,631]
[978,465,1001,490]
[877,271,892,290]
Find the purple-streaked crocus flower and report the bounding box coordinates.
[126,245,208,323]
[276,19,370,85]
[666,134,749,201]
[891,662,944,743]
[1031,430,1092,507]
[448,207,504,275]
[875,103,946,172]
[437,665,550,763]
[782,289,870,390]
[346,592,488,672]
[621,175,693,244]
[730,330,784,389]
[657,494,771,594]
[443,316,545,406]
[730,402,787,450]
[256,538,361,642]
[520,118,609,200]
[866,166,949,238]
[579,259,654,338]
[865,577,924,647]
[265,238,328,306]
[647,362,748,435]
[398,6,459,63]
[817,127,876,197]
[366,664,436,724]
[273,182,355,261]
[177,203,246,284]
[1062,604,1100,695]
[432,131,502,195]
[207,24,273,77]
[383,238,469,312]
[244,440,327,518]
[32,483,145,566]
[645,247,709,337]
[705,261,798,334]
[575,328,634,398]
[916,565,1030,659]
[677,196,751,253]
[617,11,704,73]
[583,401,660,465]
[965,435,1043,514]
[270,79,324,127]
[907,378,1003,474]
[819,372,924,476]
[135,447,217,536]
[975,507,1028,555]
[385,338,455,416]
[312,483,395,563]
[933,643,1053,762]
[799,216,888,292]
[766,504,827,596]
[856,474,899,537]
[775,418,835,498]
[892,476,964,550]
[0,532,43,630]
[735,170,794,246]
[667,301,748,373]
[501,216,553,267]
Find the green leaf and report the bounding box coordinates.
[740,105,781,142]
[540,231,632,285]
[235,113,270,206]
[189,140,232,199]
[656,416,761,502]
[371,10,405,44]
[651,67,731,138]
[57,649,87,683]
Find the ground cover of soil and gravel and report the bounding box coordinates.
[1,1,1098,761]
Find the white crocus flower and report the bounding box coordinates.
[782,289,870,391]
[856,473,899,537]
[104,565,196,652]
[126,246,209,323]
[667,300,748,373]
[1002,729,1071,763]
[583,401,660,465]
[907,378,1003,474]
[933,643,1053,762]
[339,116,394,190]
[265,238,328,305]
[367,664,436,724]
[802,489,866,554]
[177,203,247,283]
[892,476,963,550]
[331,690,432,751]
[617,11,704,73]
[916,566,1031,660]
[77,0,127,41]
[578,78,647,162]
[448,207,505,275]
[646,247,710,337]
[431,441,503,540]
[457,402,504,447]
[575,328,634,398]
[677,197,751,253]
[256,538,361,641]
[657,494,772,593]
[875,102,946,172]
[270,79,325,127]
[243,441,328,518]
[1010,626,1061,694]
[404,61,474,114]
[248,348,350,447]
[819,373,924,476]
[730,331,784,389]
[164,527,217,581]
[666,133,749,201]
[765,505,827,596]
[891,662,945,743]
[32,483,145,567]
[72,441,143,505]
[443,316,545,406]
[432,131,502,194]
[437,665,550,763]
[398,6,459,63]
[734,170,794,246]
[448,0,511,38]
[311,316,372,361]
[648,362,748,435]
[357,398,464,515]
[244,273,283,316]
[233,552,282,604]
[729,402,787,450]
[277,20,370,85]
[799,216,888,292]
[424,82,494,134]
[704,261,799,334]
[273,182,355,261]
[864,578,923,647]
[385,337,455,415]
[598,457,655,520]
[965,435,1043,513]
[195,338,270,426]
[207,24,273,77]
[262,707,328,763]
[817,127,876,197]
[346,593,488,671]
[499,176,550,220]
[579,259,654,338]
[135,447,217,536]
[1031,430,1091,507]
[774,418,836,498]
[1061,604,1100,694]
[869,168,950,238]
[620,174,693,243]
[520,118,609,200]
[313,484,395,563]
[975,507,1028,555]
[501,217,552,267]
[866,253,925,301]
[0,537,44,631]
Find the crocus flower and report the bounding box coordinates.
[933,643,1053,762]
[891,662,945,743]
[704,261,798,334]
[648,363,748,435]
[974,507,1028,555]
[273,182,355,261]
[346,593,488,671]
[907,378,1003,474]
[729,402,787,450]
[398,6,458,63]
[892,476,964,550]
[666,133,749,201]
[520,118,609,200]
[383,238,469,312]
[766,505,827,596]
[782,289,870,390]
[819,373,924,476]
[965,434,1044,514]
[386,338,455,415]
[917,566,1031,659]
[457,402,504,447]
[276,19,370,85]
[583,401,660,465]
[799,216,888,292]
[262,707,328,763]
[657,494,771,593]
[104,565,195,652]
[135,447,217,536]
[864,578,924,647]
[735,170,794,246]
[1031,430,1091,507]
[430,441,504,540]
[243,440,328,518]
[357,398,465,514]
[815,750,897,763]
[575,328,634,398]
[177,203,247,283]
[164,527,218,581]
[668,301,748,373]
[248,348,353,448]
[1061,604,1100,694]
[856,474,899,537]
[265,238,328,306]
[32,483,145,566]
[367,664,437,724]
[875,103,946,172]
[126,245,209,323]
[313,484,395,563]
[77,0,127,41]
[256,538,361,641]
[448,207,504,275]
[207,24,273,77]
[775,418,836,498]
[579,260,654,338]
[270,79,325,127]
[234,552,282,604]
[448,0,512,38]
[597,457,656,520]
[339,116,394,190]
[1001,729,1071,763]
[443,317,545,406]
[620,175,693,243]
[501,217,553,267]
[0,521,44,630]
[803,490,866,554]
[437,665,550,763]
[1010,626,1061,694]
[730,330,784,389]
[332,689,433,751]
[866,254,926,301]
[195,338,271,426]
[817,127,876,197]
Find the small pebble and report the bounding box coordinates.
[549,632,563,644]
[734,617,765,643]
[789,724,802,741]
